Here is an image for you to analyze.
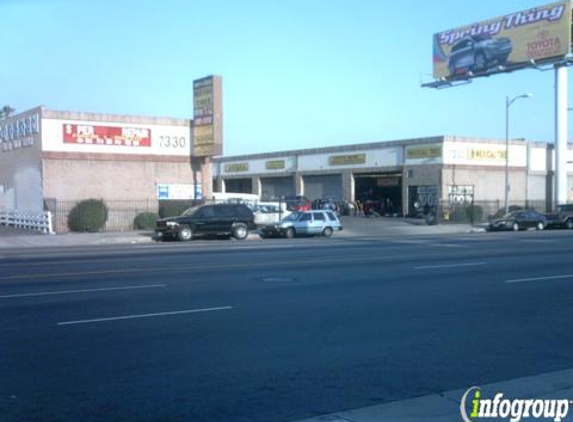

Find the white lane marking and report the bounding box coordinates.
[505,274,573,284]
[0,284,165,299]
[57,306,233,326]
[414,262,487,270]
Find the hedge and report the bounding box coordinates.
[134,212,159,230]
[68,199,108,232]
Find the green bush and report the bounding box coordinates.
[158,200,196,218]
[134,212,158,230]
[68,199,108,232]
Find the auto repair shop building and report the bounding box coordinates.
[213,136,570,216]
[0,106,209,230]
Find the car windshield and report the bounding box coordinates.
[472,34,491,42]
[181,206,202,217]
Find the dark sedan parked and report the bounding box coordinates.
[487,210,547,232]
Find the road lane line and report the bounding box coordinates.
[414,262,487,270]
[0,284,165,299]
[57,306,233,326]
[505,274,573,284]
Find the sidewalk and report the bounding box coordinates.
[0,230,155,249]
[0,217,484,249]
[290,368,573,422]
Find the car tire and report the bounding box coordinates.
[536,221,545,231]
[322,227,333,237]
[474,52,487,71]
[284,227,295,239]
[512,222,519,231]
[232,223,249,240]
[178,226,193,241]
[567,219,573,230]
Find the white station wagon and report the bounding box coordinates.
[260,210,343,238]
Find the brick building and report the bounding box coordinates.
[0,106,210,231]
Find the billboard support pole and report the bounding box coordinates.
[555,65,568,208]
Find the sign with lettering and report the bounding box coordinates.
[328,154,366,166]
[193,75,223,157]
[225,163,249,172]
[406,144,442,159]
[266,160,285,170]
[63,124,152,147]
[0,113,40,152]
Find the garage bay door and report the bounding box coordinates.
[261,177,295,200]
[224,178,253,194]
[303,175,343,201]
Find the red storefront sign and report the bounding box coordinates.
[63,124,152,147]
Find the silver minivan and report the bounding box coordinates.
[261,210,343,238]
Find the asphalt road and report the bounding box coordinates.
[1,230,573,422]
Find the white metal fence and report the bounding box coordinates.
[0,209,54,234]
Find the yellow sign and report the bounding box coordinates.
[433,1,572,79]
[450,146,507,161]
[407,145,442,159]
[192,75,222,157]
[266,160,285,170]
[194,125,213,146]
[328,154,366,166]
[468,148,506,161]
[225,163,249,172]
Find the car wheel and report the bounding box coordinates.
[322,227,333,237]
[284,227,295,239]
[474,52,487,71]
[567,219,573,230]
[512,222,519,231]
[178,226,193,241]
[232,223,248,240]
[536,221,545,231]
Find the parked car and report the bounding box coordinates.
[544,204,573,229]
[487,210,547,232]
[154,203,256,241]
[448,34,512,76]
[260,210,343,238]
[251,202,291,226]
[283,195,311,212]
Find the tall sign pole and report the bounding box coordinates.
[193,75,223,199]
[555,65,568,207]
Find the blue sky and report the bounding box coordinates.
[1,0,568,155]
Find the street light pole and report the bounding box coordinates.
[504,93,532,214]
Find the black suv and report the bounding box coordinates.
[154,203,256,241]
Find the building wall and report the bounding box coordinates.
[0,107,43,211]
[442,166,527,203]
[40,109,202,202]
[42,155,197,201]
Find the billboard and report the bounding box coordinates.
[193,75,223,157]
[433,1,572,80]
